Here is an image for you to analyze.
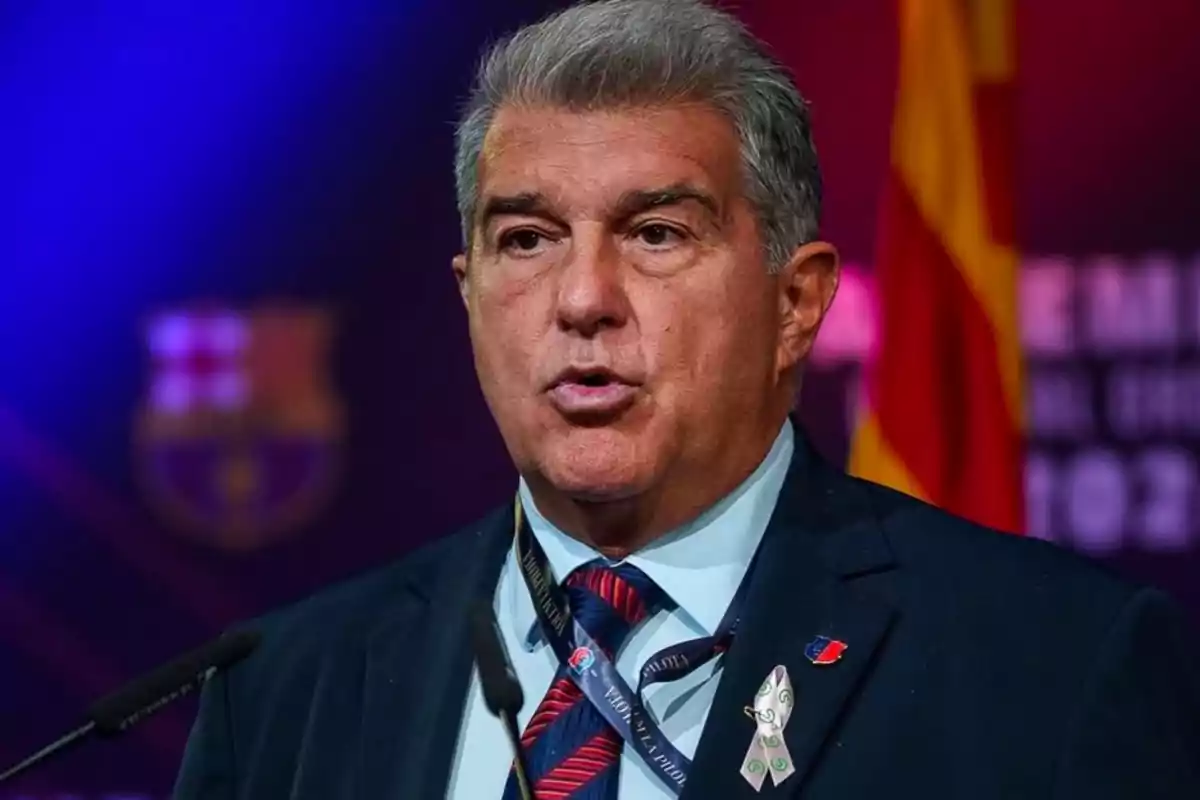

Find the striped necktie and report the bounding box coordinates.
[503,560,671,799]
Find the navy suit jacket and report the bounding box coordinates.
[174,435,1200,798]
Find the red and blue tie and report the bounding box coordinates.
[503,560,670,800]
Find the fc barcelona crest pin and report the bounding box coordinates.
[804,636,847,666]
[134,304,344,551]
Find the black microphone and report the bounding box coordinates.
[468,601,533,800]
[0,629,260,785]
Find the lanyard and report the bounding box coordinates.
[513,499,756,796]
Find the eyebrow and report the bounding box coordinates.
[614,184,722,221]
[478,192,555,230]
[476,183,722,232]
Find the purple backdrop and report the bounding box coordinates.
[2,1,1199,796]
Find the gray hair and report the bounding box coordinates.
[453,0,822,271]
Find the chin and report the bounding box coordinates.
[535,426,655,502]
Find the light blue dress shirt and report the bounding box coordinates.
[447,420,794,799]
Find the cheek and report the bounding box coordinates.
[470,283,544,390]
[641,287,731,394]
[645,278,771,403]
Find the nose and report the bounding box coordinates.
[554,227,629,338]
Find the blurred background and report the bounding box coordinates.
[2,0,1199,795]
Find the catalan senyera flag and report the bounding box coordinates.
[849,0,1024,534]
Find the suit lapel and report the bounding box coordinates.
[358,506,512,800]
[682,438,897,799]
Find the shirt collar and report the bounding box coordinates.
[511,419,795,645]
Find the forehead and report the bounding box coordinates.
[477,104,743,210]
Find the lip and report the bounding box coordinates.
[545,366,641,418]
[548,381,639,416]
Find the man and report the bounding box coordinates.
[174,1,1200,797]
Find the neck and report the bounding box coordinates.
[524,414,789,558]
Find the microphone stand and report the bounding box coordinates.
[469,602,534,800]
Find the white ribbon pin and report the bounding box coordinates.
[739,665,796,791]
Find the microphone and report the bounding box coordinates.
[468,601,533,800]
[0,629,260,785]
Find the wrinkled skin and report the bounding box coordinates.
[453,103,838,554]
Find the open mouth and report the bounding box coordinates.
[552,366,628,390]
[573,371,614,388]
[547,367,639,417]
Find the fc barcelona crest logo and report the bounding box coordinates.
[134,304,343,551]
[804,636,847,666]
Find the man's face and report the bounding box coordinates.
[455,104,834,506]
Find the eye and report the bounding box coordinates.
[634,223,684,247]
[499,229,549,253]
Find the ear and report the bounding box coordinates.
[451,253,470,310]
[775,241,840,376]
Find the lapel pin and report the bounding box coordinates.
[740,665,796,792]
[804,636,847,666]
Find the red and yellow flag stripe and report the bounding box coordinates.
[849,0,1024,534]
